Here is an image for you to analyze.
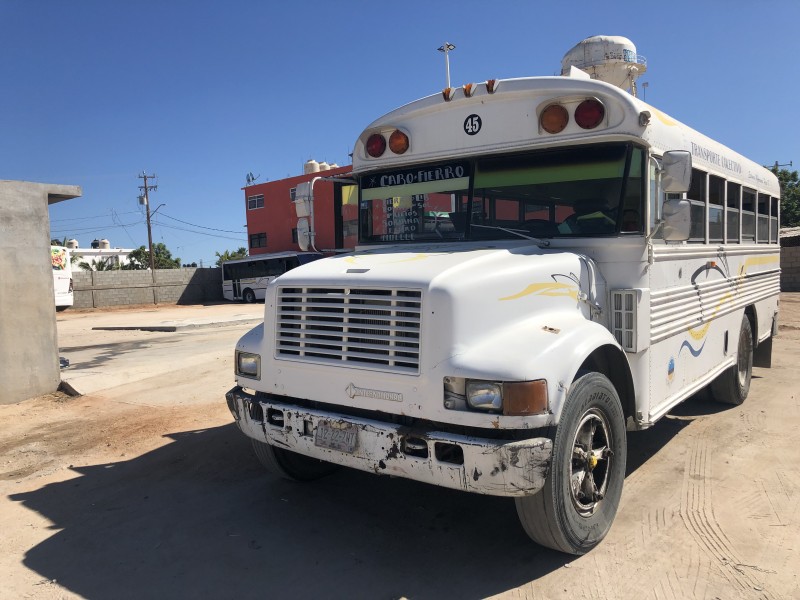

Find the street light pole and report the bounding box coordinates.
[437,42,456,89]
[138,172,158,271]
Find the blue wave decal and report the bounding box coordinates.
[679,339,706,357]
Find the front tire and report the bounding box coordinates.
[710,314,752,406]
[251,439,338,481]
[515,372,626,555]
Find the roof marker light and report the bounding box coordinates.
[575,98,605,129]
[366,133,386,158]
[389,130,409,154]
[540,104,569,134]
[486,79,498,94]
[462,83,475,97]
[442,87,454,101]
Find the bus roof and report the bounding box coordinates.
[352,75,779,195]
[221,251,321,266]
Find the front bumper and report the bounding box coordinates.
[226,386,552,497]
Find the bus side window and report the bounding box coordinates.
[757,193,770,243]
[709,175,725,243]
[687,168,707,243]
[726,182,740,243]
[770,197,779,243]
[742,188,756,242]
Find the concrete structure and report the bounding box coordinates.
[69,239,134,269]
[71,267,223,309]
[243,163,355,255]
[780,227,800,292]
[1,180,81,404]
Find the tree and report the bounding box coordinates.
[79,257,120,271]
[773,167,800,228]
[124,243,181,270]
[215,246,248,267]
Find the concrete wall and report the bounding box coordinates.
[1,180,81,404]
[781,235,800,292]
[72,267,223,309]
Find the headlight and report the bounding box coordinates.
[466,380,503,412]
[457,378,549,416]
[236,351,261,379]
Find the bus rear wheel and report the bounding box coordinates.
[710,314,752,406]
[251,439,338,481]
[242,288,256,303]
[515,372,626,555]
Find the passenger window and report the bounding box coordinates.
[709,175,724,243]
[742,188,756,242]
[770,197,779,243]
[757,193,770,244]
[687,168,706,243]
[726,182,740,243]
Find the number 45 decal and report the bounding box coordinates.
[464,114,482,135]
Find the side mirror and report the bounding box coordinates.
[294,182,312,218]
[661,150,692,193]
[296,218,310,251]
[662,198,691,241]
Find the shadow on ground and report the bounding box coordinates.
[11,392,723,599]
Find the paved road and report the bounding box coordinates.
[0,298,798,599]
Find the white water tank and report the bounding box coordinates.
[99,239,110,249]
[318,162,330,171]
[66,239,79,249]
[329,163,339,169]
[304,159,320,174]
[561,35,647,94]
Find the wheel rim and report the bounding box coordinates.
[570,408,613,516]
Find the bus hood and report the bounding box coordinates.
[275,241,602,333]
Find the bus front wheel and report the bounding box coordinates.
[251,439,338,481]
[242,288,256,303]
[515,372,626,555]
[710,314,752,405]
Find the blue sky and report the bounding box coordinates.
[2,0,798,266]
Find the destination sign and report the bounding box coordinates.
[362,162,470,189]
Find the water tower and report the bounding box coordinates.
[561,35,647,97]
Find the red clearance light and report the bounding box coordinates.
[366,133,386,158]
[389,130,409,154]
[540,104,569,134]
[486,79,498,94]
[575,98,605,129]
[442,87,453,101]
[462,83,474,97]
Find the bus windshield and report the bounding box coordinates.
[358,143,644,244]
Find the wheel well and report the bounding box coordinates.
[744,305,757,344]
[577,345,635,420]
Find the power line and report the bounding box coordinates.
[50,209,142,223]
[151,220,247,242]
[50,220,143,234]
[158,211,245,234]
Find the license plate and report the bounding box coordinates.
[314,420,358,453]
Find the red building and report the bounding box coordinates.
[243,162,356,255]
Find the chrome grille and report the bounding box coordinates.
[276,287,422,373]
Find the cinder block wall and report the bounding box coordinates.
[781,244,800,292]
[73,267,223,308]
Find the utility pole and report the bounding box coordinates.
[138,172,158,271]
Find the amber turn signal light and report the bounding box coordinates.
[503,380,549,416]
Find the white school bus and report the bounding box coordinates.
[226,70,780,554]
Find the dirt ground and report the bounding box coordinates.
[1,297,799,599]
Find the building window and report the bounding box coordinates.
[247,194,264,210]
[289,188,296,202]
[291,228,298,243]
[249,232,267,249]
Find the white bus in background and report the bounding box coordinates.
[221,251,322,303]
[51,246,73,311]
[226,38,780,555]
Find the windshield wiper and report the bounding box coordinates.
[469,224,550,247]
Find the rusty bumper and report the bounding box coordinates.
[226,386,552,497]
